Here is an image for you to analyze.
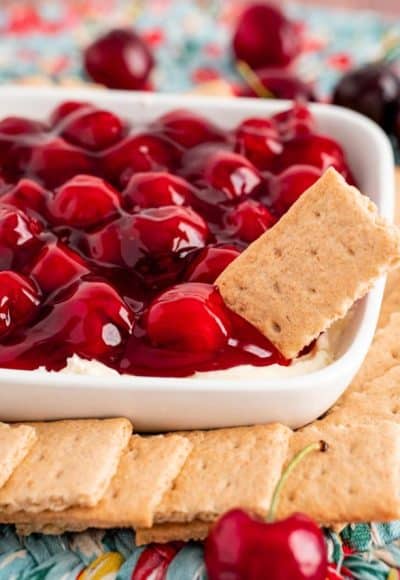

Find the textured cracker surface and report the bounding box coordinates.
[277,421,400,524]
[0,424,36,489]
[216,168,400,358]
[155,423,291,523]
[0,419,132,513]
[6,434,192,532]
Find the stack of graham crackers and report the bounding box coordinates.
[1,168,400,543]
[1,417,400,543]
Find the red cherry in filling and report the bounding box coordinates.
[48,174,121,228]
[271,165,322,217]
[274,134,347,175]
[226,200,276,243]
[235,118,282,170]
[146,283,231,352]
[204,151,263,200]
[0,206,42,269]
[185,246,240,283]
[205,509,327,580]
[61,108,124,152]
[0,178,49,217]
[86,206,209,267]
[49,101,92,127]
[0,272,40,338]
[122,172,193,210]
[272,102,315,141]
[28,242,90,294]
[232,3,301,69]
[237,68,316,101]
[0,116,46,138]
[84,28,154,90]
[153,109,225,148]
[102,133,178,187]
[49,281,134,358]
[12,137,94,188]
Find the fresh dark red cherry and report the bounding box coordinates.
[48,174,121,228]
[28,242,90,294]
[86,206,209,267]
[235,118,282,170]
[11,137,94,188]
[0,178,49,217]
[271,165,322,216]
[274,134,346,175]
[332,62,400,132]
[0,206,43,269]
[185,246,240,283]
[272,103,315,141]
[61,108,124,151]
[146,283,231,352]
[122,172,193,210]
[0,116,48,159]
[49,101,92,127]
[226,199,276,243]
[102,133,178,187]
[232,3,301,69]
[238,69,316,101]
[0,116,46,137]
[84,28,154,90]
[0,271,40,338]
[204,151,263,200]
[153,109,225,148]
[205,509,327,580]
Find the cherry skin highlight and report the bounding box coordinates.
[61,108,124,151]
[0,272,40,338]
[146,283,231,353]
[232,3,301,69]
[203,151,263,200]
[122,172,194,210]
[271,165,322,217]
[28,242,90,295]
[185,246,241,283]
[84,28,154,90]
[235,118,282,170]
[205,509,327,580]
[226,199,276,243]
[48,174,122,228]
[153,109,225,149]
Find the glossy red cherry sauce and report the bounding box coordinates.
[0,102,353,377]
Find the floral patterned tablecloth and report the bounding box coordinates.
[1,1,400,578]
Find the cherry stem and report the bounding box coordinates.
[236,60,275,99]
[267,439,327,523]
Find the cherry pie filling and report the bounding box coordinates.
[0,102,353,377]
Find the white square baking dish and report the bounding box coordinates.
[0,86,394,431]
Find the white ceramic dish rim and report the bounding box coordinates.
[0,86,394,395]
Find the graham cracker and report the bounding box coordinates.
[216,168,400,359]
[5,434,192,533]
[344,312,400,396]
[0,423,37,488]
[155,423,291,524]
[0,418,132,513]
[379,285,400,329]
[277,420,400,524]
[135,520,210,546]
[328,364,400,425]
